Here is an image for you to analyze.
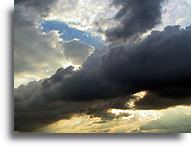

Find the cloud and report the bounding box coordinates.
[44,0,119,38]
[103,25,191,91]
[140,106,191,133]
[15,25,191,109]
[106,0,164,41]
[136,88,191,110]
[29,109,161,133]
[14,25,191,132]
[159,0,191,29]
[15,0,57,14]
[63,40,94,65]
[14,0,191,132]
[14,3,94,87]
[14,5,64,87]
[14,79,131,132]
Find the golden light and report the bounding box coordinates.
[107,108,161,129]
[38,91,164,133]
[126,91,147,109]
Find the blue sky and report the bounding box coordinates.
[41,20,104,49]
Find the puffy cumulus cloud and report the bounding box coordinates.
[14,28,65,87]
[19,0,191,41]
[140,106,191,133]
[159,0,191,29]
[63,39,94,65]
[139,0,191,36]
[106,0,164,41]
[46,0,191,41]
[44,0,171,41]
[44,0,119,37]
[14,4,93,87]
[14,5,63,87]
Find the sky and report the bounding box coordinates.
[14,0,191,133]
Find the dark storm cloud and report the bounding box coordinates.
[15,25,191,106]
[15,2,191,104]
[103,25,191,90]
[106,0,164,41]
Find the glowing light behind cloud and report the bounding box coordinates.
[39,109,161,133]
[126,91,147,109]
[38,105,191,133]
[45,0,120,39]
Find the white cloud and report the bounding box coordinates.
[44,0,191,40]
[141,0,191,38]
[45,0,119,39]
[154,0,191,31]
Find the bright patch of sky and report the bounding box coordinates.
[41,20,104,49]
